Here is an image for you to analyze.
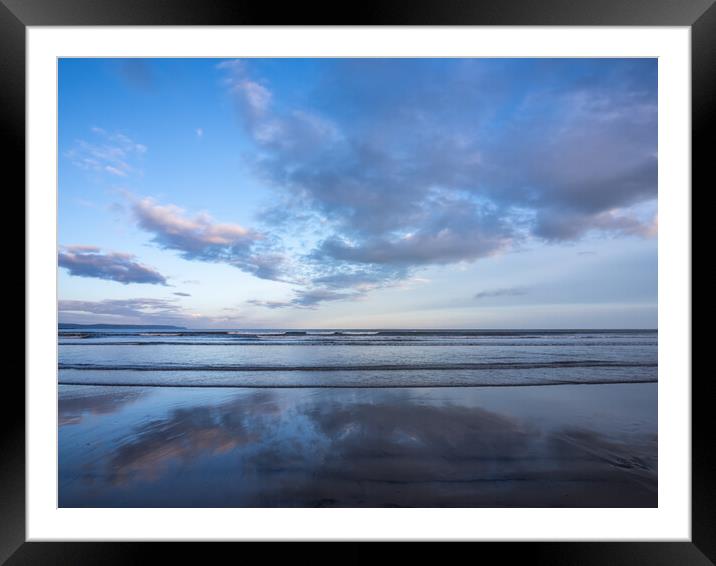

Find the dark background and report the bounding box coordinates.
[4,0,707,561]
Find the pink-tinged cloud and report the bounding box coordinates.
[59,246,168,285]
[130,196,289,281]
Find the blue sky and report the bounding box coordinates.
[58,58,657,329]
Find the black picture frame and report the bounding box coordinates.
[5,0,706,560]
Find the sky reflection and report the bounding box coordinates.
[59,384,656,507]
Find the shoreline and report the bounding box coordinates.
[58,379,658,388]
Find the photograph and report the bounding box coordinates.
[56,56,658,508]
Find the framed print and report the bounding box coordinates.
[6,0,708,561]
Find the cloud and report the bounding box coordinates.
[173,292,191,297]
[58,297,273,328]
[218,60,273,127]
[219,59,658,309]
[248,288,362,310]
[59,298,183,319]
[221,61,656,300]
[66,128,146,177]
[58,297,215,327]
[129,195,290,282]
[195,128,204,138]
[315,197,513,266]
[59,246,168,285]
[535,208,658,241]
[474,287,528,300]
[117,59,154,91]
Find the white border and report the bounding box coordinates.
[27,26,691,541]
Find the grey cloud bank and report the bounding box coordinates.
[58,297,265,328]
[59,298,182,319]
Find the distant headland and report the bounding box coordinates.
[58,323,187,330]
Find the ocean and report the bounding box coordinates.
[59,328,657,388]
[58,329,658,507]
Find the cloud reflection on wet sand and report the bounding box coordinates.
[59,385,656,507]
[59,387,148,426]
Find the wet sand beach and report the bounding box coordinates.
[58,382,657,507]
